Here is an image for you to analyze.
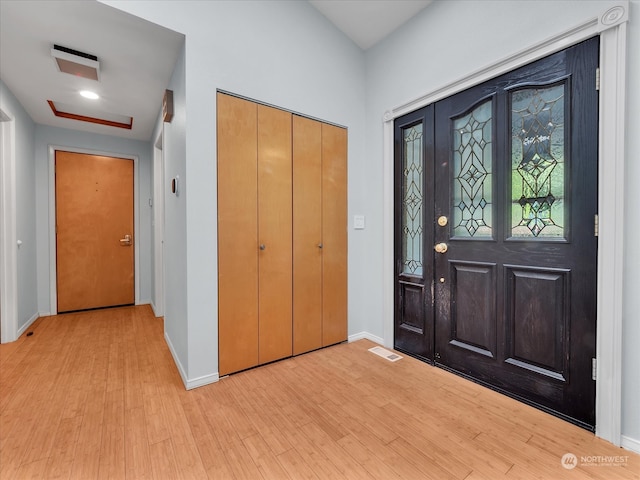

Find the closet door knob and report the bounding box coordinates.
[259,244,266,251]
[318,243,323,249]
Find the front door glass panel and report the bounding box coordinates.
[452,99,493,238]
[510,83,566,238]
[402,124,424,275]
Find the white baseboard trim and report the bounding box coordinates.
[164,332,219,390]
[185,372,219,390]
[164,331,188,389]
[150,301,161,318]
[621,435,640,454]
[17,312,39,338]
[348,331,384,345]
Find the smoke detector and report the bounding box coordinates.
[51,44,100,81]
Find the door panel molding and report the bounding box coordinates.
[504,266,570,381]
[449,261,497,358]
[398,281,426,333]
[48,145,140,314]
[383,3,628,445]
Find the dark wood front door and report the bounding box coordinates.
[395,37,599,429]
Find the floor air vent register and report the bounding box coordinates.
[368,346,402,362]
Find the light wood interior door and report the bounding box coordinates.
[217,93,259,375]
[321,124,348,346]
[293,116,323,355]
[258,104,293,364]
[55,151,134,312]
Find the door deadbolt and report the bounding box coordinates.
[434,242,448,254]
[437,216,448,227]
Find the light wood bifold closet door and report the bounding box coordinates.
[292,118,348,354]
[292,116,323,355]
[257,105,293,365]
[217,94,259,375]
[218,92,346,375]
[320,123,348,347]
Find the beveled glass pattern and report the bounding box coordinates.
[452,100,493,237]
[511,84,565,238]
[402,124,423,275]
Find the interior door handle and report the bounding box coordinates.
[120,234,132,246]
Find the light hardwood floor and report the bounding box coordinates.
[1,305,637,479]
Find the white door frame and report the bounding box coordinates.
[152,131,165,317]
[0,108,17,343]
[381,4,628,446]
[48,146,140,314]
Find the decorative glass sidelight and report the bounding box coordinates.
[402,124,423,275]
[511,84,565,238]
[452,100,493,238]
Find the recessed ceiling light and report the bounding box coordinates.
[79,90,99,100]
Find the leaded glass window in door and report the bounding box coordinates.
[401,124,423,275]
[511,84,566,238]
[452,99,493,238]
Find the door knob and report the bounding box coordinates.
[318,243,323,249]
[434,242,448,254]
[120,234,132,246]
[259,244,266,251]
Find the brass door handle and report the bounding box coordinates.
[120,234,132,246]
[434,242,448,254]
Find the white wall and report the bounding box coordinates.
[34,125,153,312]
[102,0,368,382]
[365,0,639,447]
[0,79,37,331]
[159,41,188,378]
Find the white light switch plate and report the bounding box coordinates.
[354,215,365,230]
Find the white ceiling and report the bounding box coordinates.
[0,1,431,142]
[309,0,433,50]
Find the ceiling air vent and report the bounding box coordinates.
[51,44,100,81]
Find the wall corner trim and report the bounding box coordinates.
[164,331,219,390]
[185,372,219,391]
[16,313,39,338]
[348,331,384,345]
[621,435,640,455]
[164,331,189,388]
